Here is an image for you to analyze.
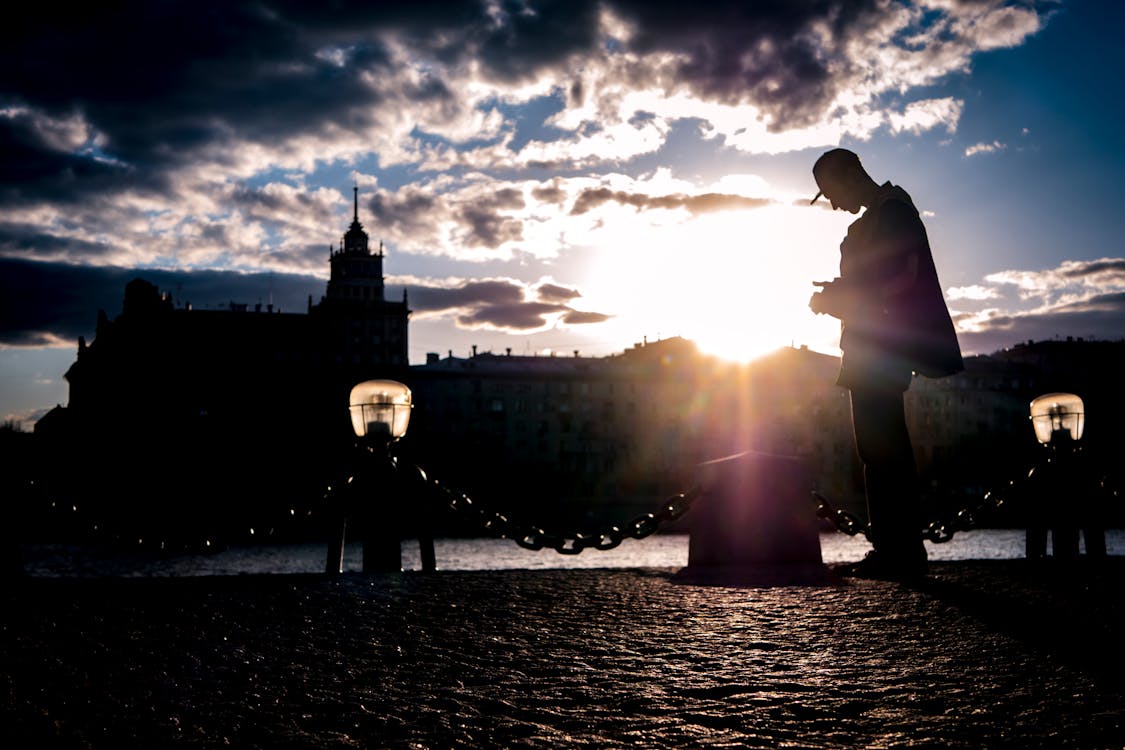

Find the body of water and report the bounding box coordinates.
[18,529,1124,577]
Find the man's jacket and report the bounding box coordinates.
[834,183,963,388]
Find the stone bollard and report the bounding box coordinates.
[682,450,827,585]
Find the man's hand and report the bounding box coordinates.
[809,278,850,319]
[809,280,834,316]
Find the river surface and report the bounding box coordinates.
[19,529,1124,577]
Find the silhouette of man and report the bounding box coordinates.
[809,148,962,580]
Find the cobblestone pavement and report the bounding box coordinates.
[4,559,1125,748]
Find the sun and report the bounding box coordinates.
[578,203,846,362]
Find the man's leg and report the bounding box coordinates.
[850,387,926,566]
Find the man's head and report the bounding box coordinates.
[811,148,870,214]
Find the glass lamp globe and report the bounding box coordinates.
[349,380,412,441]
[1029,392,1084,444]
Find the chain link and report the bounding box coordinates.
[813,492,869,539]
[920,487,1008,543]
[419,463,702,555]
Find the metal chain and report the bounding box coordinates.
[814,473,1021,544]
[416,464,702,555]
[38,451,1116,553]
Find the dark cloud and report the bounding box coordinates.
[369,184,529,250]
[0,224,120,263]
[489,188,527,211]
[458,207,523,248]
[408,278,609,332]
[457,301,570,330]
[229,185,328,216]
[408,280,525,312]
[457,188,527,248]
[570,188,773,215]
[955,292,1125,355]
[1053,291,1125,315]
[458,0,604,85]
[1,3,444,207]
[0,258,322,346]
[0,115,141,206]
[531,182,567,205]
[562,310,612,324]
[368,188,439,237]
[537,283,580,303]
[1059,259,1125,279]
[610,0,845,128]
[682,193,774,213]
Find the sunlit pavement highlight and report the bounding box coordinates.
[3,559,1124,748]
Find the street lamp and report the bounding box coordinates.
[327,379,434,574]
[349,379,412,443]
[1029,392,1084,445]
[1025,392,1104,560]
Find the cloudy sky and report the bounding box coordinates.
[3,0,1124,428]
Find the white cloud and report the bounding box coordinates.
[965,140,1006,157]
[984,259,1125,301]
[929,0,1048,52]
[889,98,963,135]
[516,116,672,167]
[954,307,1011,334]
[948,284,1000,301]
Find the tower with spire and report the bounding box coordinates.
[325,185,386,304]
[314,185,410,374]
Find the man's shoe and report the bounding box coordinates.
[837,550,927,581]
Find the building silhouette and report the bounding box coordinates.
[35,191,409,548]
[403,337,1124,533]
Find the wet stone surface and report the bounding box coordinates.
[3,560,1125,748]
